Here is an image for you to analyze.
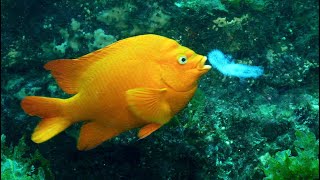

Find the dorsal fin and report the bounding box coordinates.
[44,34,162,94]
[78,45,112,61]
[44,58,92,94]
[44,46,113,94]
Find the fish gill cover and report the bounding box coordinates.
[1,0,319,179]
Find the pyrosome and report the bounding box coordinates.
[207,49,264,79]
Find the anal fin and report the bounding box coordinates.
[77,122,118,151]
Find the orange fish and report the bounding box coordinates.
[21,34,211,150]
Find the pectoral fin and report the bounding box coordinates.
[126,88,172,124]
[138,123,162,139]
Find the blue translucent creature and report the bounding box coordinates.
[208,49,264,79]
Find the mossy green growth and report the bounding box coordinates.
[1,134,53,180]
[245,0,266,11]
[174,0,228,12]
[259,130,319,180]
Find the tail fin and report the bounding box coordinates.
[21,96,72,143]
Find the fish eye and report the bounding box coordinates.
[178,56,187,65]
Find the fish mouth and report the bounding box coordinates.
[197,56,212,71]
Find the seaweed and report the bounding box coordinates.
[1,134,54,180]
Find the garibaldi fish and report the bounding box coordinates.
[21,34,211,150]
